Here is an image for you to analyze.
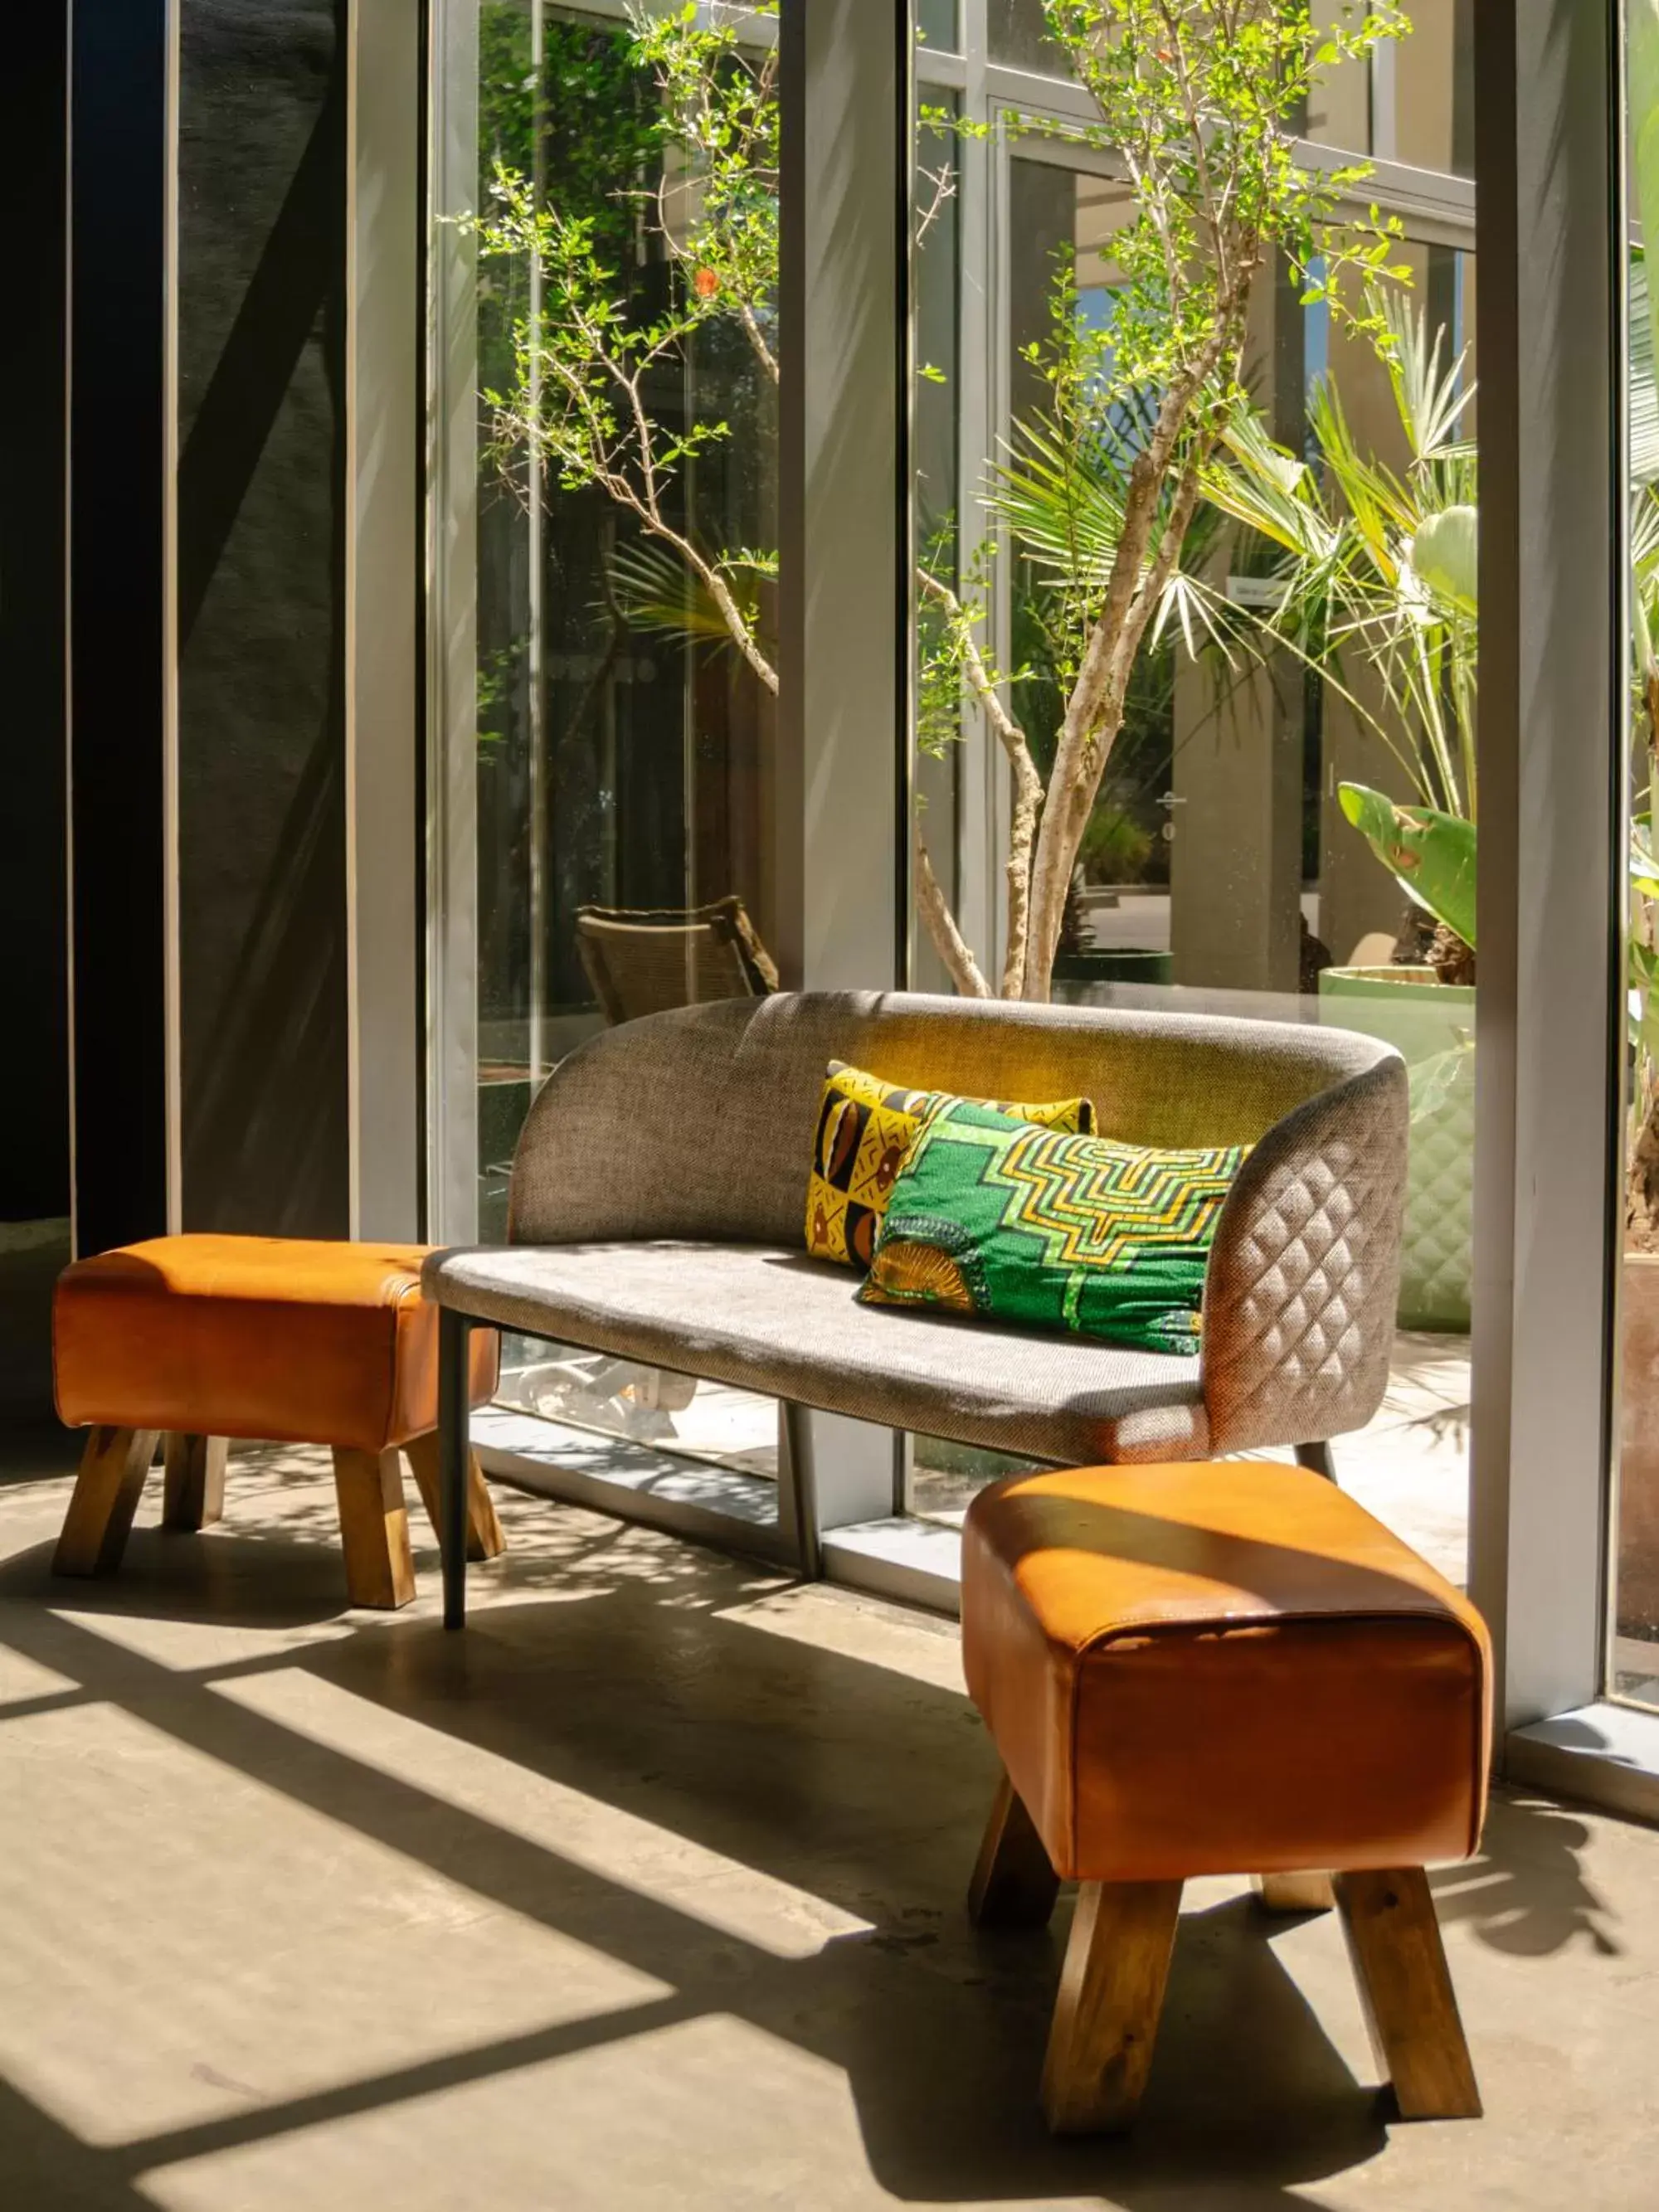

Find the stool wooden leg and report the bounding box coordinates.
[1254,1870,1337,1913]
[331,1448,417,1610]
[162,1434,227,1532]
[1335,1868,1481,2120]
[53,1428,161,1578]
[968,1768,1060,1929]
[403,1431,505,1563]
[1041,1879,1184,2135]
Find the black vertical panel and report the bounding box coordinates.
[175,1,350,1233]
[0,7,70,1227]
[69,0,171,1257]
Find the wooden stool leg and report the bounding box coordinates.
[1254,1870,1337,1914]
[1041,1879,1183,2135]
[968,1768,1060,1929]
[53,1428,161,1577]
[331,1448,417,1610]
[403,1432,505,1563]
[162,1434,228,1532]
[1335,1868,1481,2120]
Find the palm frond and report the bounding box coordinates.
[1375,281,1477,461]
[606,537,768,650]
[988,401,1230,684]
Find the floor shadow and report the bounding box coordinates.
[0,1470,1614,2206]
[0,1420,82,1488]
[0,1535,1402,2209]
[825,1894,1389,2206]
[0,2074,162,2212]
[1428,1791,1622,1957]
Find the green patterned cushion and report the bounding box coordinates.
[858,1098,1248,1356]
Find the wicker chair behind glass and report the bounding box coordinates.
[574,896,780,1027]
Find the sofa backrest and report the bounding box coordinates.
[506,989,1400,1250]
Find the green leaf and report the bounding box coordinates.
[1408,503,1478,610]
[1338,782,1477,950]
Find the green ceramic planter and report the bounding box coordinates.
[1318,965,1476,1333]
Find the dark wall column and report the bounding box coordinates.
[0,8,71,1231]
[1,5,72,1417]
[176,0,351,1235]
[65,1,362,1254]
[68,0,172,1258]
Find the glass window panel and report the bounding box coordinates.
[1303,2,1472,178]
[1304,2,1372,155]
[987,0,1072,78]
[917,0,959,56]
[1392,0,1473,178]
[473,1,780,1481]
[912,90,963,995]
[906,131,1477,1571]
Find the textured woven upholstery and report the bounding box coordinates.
[426,990,1407,1461]
[426,1241,1208,1465]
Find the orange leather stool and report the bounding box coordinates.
[961,1461,1491,2136]
[52,1237,504,1610]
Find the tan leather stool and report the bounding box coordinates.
[51,1237,504,1609]
[961,1461,1491,2136]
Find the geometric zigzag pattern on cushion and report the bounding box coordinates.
[988,1139,1240,1269]
[860,1099,1247,1356]
[804,1060,1094,1272]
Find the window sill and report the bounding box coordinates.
[1506,1704,1659,1827]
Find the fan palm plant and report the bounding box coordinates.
[1200,283,1479,970]
[1209,247,1659,1233]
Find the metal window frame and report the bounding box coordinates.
[426,0,483,1247]
[419,0,912,1563]
[1471,1,1633,1785]
[348,0,425,1241]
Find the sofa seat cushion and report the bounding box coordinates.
[424,1241,1209,1466]
[55,1236,501,1454]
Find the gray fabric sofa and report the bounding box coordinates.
[427,990,1408,1625]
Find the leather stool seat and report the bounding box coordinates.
[56,1236,499,1454]
[961,1461,1492,2135]
[51,1236,504,1610]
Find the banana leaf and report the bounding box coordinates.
[1338,780,1477,951]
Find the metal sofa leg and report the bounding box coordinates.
[778,1401,821,1577]
[1295,1439,1335,1480]
[440,1309,474,1630]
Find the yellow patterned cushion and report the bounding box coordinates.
[805,1060,1095,1271]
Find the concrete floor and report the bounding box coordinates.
[2,1439,1657,2211]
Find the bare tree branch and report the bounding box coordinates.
[915,819,992,997]
[916,565,1044,996]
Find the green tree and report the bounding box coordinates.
[470,0,1408,999]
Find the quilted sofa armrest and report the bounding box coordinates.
[1198,1052,1409,1456]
